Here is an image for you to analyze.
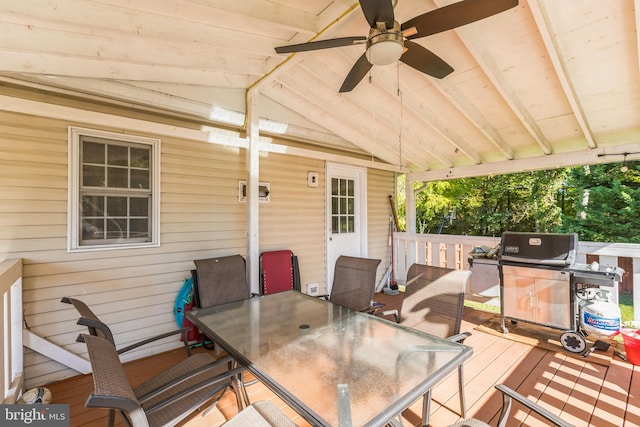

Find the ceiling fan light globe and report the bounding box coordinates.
[366,39,403,66]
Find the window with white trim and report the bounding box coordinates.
[68,127,160,251]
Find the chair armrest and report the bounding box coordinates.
[376,309,400,323]
[137,356,237,403]
[76,317,116,344]
[447,332,471,344]
[495,384,574,427]
[116,327,192,354]
[144,366,245,414]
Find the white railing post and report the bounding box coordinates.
[1,259,23,404]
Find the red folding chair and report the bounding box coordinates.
[259,250,300,294]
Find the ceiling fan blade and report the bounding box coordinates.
[400,41,454,79]
[339,54,373,93]
[275,37,367,54]
[359,0,395,29]
[402,0,518,40]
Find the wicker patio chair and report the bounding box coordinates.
[79,333,245,427]
[400,264,472,425]
[61,296,191,356]
[448,383,573,427]
[222,400,298,427]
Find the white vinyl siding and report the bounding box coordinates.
[368,168,397,288]
[0,107,393,389]
[258,155,326,292]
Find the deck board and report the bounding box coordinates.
[46,294,640,426]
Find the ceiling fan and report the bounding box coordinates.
[275,0,519,92]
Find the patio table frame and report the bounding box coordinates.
[186,290,472,427]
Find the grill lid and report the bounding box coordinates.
[498,232,578,266]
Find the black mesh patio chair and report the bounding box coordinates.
[448,383,573,427]
[193,255,253,309]
[61,296,191,356]
[321,255,399,322]
[222,400,298,427]
[79,333,245,427]
[400,264,472,425]
[192,254,258,389]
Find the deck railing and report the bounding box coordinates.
[0,258,23,404]
[393,233,640,321]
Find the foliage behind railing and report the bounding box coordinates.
[0,258,23,404]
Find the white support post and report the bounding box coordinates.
[245,90,260,295]
[404,175,417,274]
[634,257,640,322]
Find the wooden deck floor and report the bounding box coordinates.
[48,295,640,427]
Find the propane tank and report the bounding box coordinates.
[578,288,621,338]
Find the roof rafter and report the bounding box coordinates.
[431,78,514,160]
[528,0,596,148]
[434,0,553,155]
[370,65,481,164]
[264,78,407,166]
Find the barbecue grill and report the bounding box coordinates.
[498,232,624,353]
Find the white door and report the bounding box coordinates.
[326,163,367,294]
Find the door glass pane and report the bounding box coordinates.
[331,177,356,234]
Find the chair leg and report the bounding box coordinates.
[236,372,250,409]
[422,390,431,427]
[458,365,466,418]
[180,329,192,356]
[107,409,115,427]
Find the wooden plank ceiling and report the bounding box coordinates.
[1,0,640,180]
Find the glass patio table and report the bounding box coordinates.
[186,290,472,427]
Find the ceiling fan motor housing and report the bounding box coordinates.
[366,21,404,66]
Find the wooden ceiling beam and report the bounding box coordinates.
[264,78,407,167]
[433,0,553,155]
[431,78,514,160]
[367,65,481,165]
[293,59,449,169]
[528,0,596,149]
[409,142,640,182]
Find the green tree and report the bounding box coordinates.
[558,161,640,243]
[412,169,568,236]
